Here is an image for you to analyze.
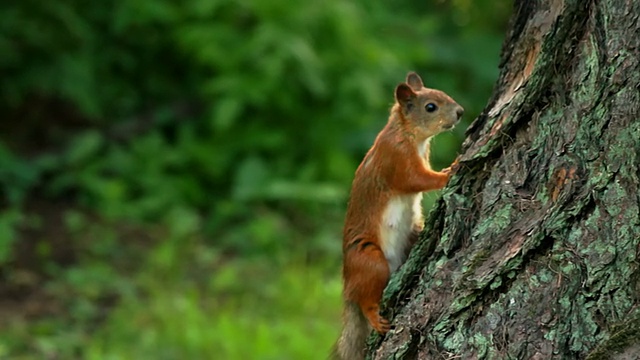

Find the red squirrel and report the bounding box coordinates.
[334,72,463,360]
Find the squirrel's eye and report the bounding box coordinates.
[425,103,438,113]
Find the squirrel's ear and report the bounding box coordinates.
[406,72,424,91]
[395,83,417,112]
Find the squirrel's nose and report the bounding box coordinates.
[456,106,464,120]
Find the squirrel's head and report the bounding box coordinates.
[394,72,464,139]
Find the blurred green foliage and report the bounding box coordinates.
[0,0,510,358]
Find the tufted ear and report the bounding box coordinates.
[395,83,417,113]
[406,72,424,91]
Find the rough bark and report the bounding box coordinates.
[370,0,640,359]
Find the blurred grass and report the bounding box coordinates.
[0,194,349,359]
[86,260,341,360]
[0,230,344,360]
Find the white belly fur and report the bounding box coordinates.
[379,194,423,272]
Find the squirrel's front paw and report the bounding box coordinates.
[442,158,461,175]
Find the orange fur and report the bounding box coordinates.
[334,72,463,360]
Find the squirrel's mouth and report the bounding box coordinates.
[443,117,461,130]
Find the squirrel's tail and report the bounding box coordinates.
[330,302,369,360]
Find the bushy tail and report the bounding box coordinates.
[330,302,369,360]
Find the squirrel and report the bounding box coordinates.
[333,72,463,360]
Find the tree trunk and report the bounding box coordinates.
[370,0,640,359]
